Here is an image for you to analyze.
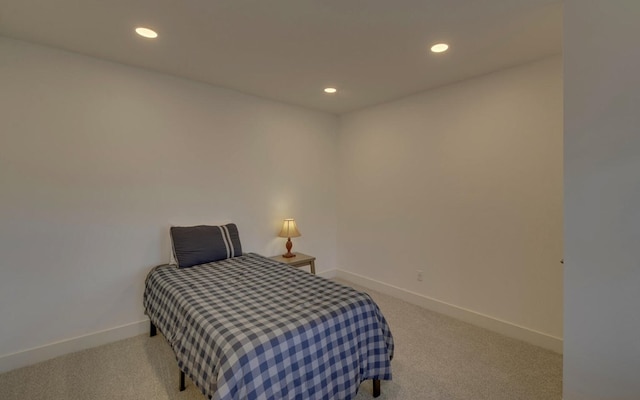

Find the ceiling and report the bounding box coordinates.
[0,0,562,114]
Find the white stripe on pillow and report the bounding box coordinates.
[218,225,231,258]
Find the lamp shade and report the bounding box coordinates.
[278,219,301,238]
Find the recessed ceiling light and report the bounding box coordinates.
[324,87,337,94]
[430,43,449,53]
[135,27,158,39]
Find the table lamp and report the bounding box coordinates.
[278,218,301,258]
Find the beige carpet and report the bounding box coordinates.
[0,279,562,399]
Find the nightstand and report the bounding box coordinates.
[270,252,316,275]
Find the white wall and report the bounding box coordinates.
[337,57,563,347]
[564,1,640,398]
[0,35,565,372]
[0,37,338,367]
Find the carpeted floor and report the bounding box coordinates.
[0,279,562,399]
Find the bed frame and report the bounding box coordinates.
[149,321,381,398]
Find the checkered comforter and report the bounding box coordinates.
[143,253,394,400]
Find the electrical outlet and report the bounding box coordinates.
[417,270,423,282]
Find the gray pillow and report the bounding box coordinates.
[170,224,242,268]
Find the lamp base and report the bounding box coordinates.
[283,237,296,258]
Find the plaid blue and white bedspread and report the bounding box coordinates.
[143,253,394,400]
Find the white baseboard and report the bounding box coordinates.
[336,269,563,354]
[0,319,149,374]
[0,269,562,374]
[316,268,338,279]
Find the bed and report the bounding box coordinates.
[143,224,394,400]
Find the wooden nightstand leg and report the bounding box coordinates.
[310,260,316,275]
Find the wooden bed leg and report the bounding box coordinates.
[150,321,157,337]
[373,379,381,398]
[180,370,186,391]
